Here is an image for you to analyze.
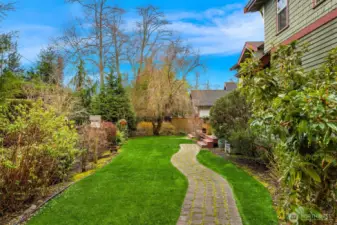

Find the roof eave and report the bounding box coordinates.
[244,0,266,13]
[230,64,240,71]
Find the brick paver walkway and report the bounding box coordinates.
[171,144,242,225]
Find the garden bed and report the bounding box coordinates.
[1,151,118,225]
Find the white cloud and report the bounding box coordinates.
[2,3,264,66]
[165,4,264,55]
[1,24,60,65]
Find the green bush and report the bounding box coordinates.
[228,129,256,157]
[116,130,126,146]
[210,90,250,139]
[117,119,129,140]
[239,42,337,223]
[210,90,256,156]
[0,100,79,214]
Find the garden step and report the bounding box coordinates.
[198,140,214,148]
[197,141,207,148]
[188,134,196,139]
[205,135,218,143]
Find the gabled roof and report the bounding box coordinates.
[224,82,237,91]
[230,41,264,71]
[190,90,230,107]
[244,0,267,13]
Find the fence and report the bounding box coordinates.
[171,117,202,134]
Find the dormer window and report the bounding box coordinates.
[277,0,288,33]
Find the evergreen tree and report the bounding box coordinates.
[69,59,92,91]
[91,70,136,130]
[37,47,58,84]
[0,33,22,75]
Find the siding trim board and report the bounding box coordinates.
[283,7,337,45]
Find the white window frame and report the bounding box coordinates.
[277,0,287,13]
[277,0,289,33]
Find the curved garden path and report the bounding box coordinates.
[171,144,242,225]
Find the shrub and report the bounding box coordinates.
[101,121,117,147]
[116,130,126,145]
[117,119,129,139]
[159,122,177,136]
[239,43,337,223]
[136,121,153,136]
[210,90,256,156]
[227,129,256,157]
[0,100,78,214]
[210,90,251,139]
[78,125,109,172]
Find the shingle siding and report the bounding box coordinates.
[264,0,337,69]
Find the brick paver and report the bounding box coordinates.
[171,144,242,225]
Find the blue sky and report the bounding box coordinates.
[1,0,264,89]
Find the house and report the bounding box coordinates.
[243,0,337,70]
[230,41,270,75]
[190,82,237,118]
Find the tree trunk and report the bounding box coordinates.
[99,1,104,90]
[152,118,163,136]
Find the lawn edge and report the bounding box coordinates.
[196,150,278,225]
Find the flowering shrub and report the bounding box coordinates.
[136,121,153,136]
[0,100,78,214]
[101,121,117,147]
[159,122,177,136]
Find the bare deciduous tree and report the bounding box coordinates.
[127,5,171,79]
[64,0,112,89]
[105,7,127,78]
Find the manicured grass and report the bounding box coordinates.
[27,136,192,225]
[197,150,278,225]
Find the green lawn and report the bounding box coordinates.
[197,150,278,225]
[27,136,192,225]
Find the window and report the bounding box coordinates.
[277,0,288,32]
